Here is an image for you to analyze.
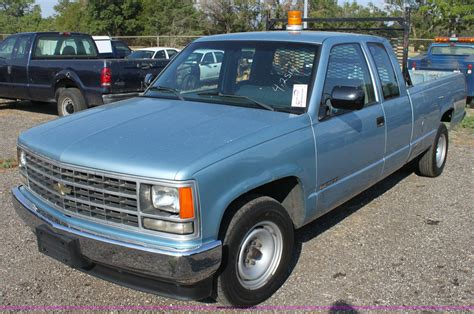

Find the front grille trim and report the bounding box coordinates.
[23,150,141,230]
[18,145,201,241]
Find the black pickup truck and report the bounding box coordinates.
[0,32,169,115]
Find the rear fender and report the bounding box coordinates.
[53,70,86,98]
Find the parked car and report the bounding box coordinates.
[175,49,224,89]
[127,47,180,60]
[12,29,466,305]
[409,36,474,107]
[93,36,132,59]
[0,32,169,115]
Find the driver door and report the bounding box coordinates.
[314,43,386,215]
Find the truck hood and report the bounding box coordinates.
[19,97,303,180]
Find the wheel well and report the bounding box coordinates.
[441,108,454,122]
[54,79,78,100]
[218,177,304,239]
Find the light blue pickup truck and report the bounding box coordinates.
[12,31,466,305]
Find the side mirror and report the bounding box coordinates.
[330,86,365,111]
[144,73,156,87]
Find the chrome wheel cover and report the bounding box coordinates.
[436,133,447,168]
[61,97,75,115]
[236,220,283,290]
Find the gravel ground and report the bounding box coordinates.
[0,101,472,310]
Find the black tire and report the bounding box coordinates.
[417,123,448,177]
[56,88,87,116]
[216,196,294,306]
[467,97,474,109]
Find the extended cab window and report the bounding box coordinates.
[368,43,400,100]
[34,35,98,58]
[320,43,376,119]
[0,37,16,59]
[148,41,319,113]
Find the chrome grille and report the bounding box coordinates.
[24,151,139,228]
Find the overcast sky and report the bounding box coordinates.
[36,0,386,18]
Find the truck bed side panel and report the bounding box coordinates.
[27,59,106,103]
[407,72,466,160]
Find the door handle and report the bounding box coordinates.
[376,116,385,127]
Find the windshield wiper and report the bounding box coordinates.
[197,92,274,111]
[148,86,184,101]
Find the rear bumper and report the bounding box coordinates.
[11,186,221,300]
[102,92,141,104]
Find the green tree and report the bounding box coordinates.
[53,0,89,32]
[201,0,267,34]
[86,0,143,35]
[385,0,474,37]
[139,0,205,36]
[0,0,43,33]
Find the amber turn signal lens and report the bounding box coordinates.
[179,187,195,219]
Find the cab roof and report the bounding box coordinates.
[195,31,384,44]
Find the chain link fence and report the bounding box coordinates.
[0,33,432,57]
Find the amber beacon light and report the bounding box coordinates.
[287,10,303,31]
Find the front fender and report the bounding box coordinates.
[194,125,317,242]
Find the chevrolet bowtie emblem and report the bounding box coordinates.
[53,183,72,196]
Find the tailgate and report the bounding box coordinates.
[107,59,169,93]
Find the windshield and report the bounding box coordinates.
[128,50,154,59]
[431,45,474,56]
[145,41,319,113]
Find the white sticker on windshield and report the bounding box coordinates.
[291,84,308,108]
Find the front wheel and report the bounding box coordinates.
[56,88,87,116]
[216,196,294,306]
[417,123,449,177]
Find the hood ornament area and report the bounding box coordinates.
[52,183,72,196]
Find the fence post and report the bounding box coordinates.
[156,36,160,47]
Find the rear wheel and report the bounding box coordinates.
[417,123,448,177]
[216,196,294,306]
[467,97,474,109]
[57,88,87,116]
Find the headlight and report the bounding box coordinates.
[151,186,179,213]
[18,150,26,168]
[140,184,196,220]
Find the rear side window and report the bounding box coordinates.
[321,43,376,118]
[34,35,98,58]
[368,43,400,100]
[202,52,215,64]
[214,51,224,62]
[0,37,17,59]
[154,50,166,59]
[112,41,131,57]
[167,49,178,59]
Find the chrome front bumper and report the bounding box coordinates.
[12,186,221,293]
